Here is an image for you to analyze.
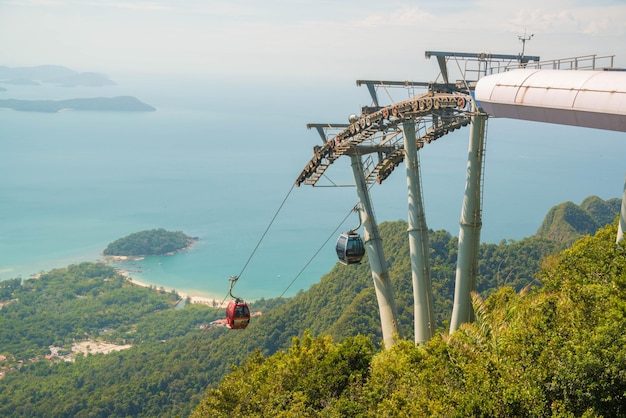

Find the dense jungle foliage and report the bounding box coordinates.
[0,263,181,359]
[102,228,196,256]
[0,196,621,417]
[0,263,224,417]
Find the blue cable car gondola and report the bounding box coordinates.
[336,230,365,265]
[225,276,250,330]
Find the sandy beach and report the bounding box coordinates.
[116,268,229,308]
[101,241,232,308]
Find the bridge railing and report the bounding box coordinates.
[495,54,617,73]
[426,51,620,92]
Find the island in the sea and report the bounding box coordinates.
[0,96,156,112]
[103,229,198,257]
[0,65,116,87]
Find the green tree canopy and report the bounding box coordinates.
[103,228,196,256]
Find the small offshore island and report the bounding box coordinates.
[103,228,198,258]
[0,96,156,113]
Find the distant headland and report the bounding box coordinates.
[0,96,156,112]
[0,65,115,87]
[0,65,155,112]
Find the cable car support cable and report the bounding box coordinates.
[220,178,357,299]
[238,183,295,281]
[277,205,358,298]
[219,183,296,306]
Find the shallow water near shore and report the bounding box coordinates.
[2,75,626,299]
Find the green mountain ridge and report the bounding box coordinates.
[535,195,620,245]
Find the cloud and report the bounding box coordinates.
[3,0,66,5]
[510,7,625,36]
[84,1,173,12]
[2,0,625,78]
[344,6,435,28]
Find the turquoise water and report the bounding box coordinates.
[2,76,625,299]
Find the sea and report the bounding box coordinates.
[2,74,626,300]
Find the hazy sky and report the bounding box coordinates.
[2,0,626,80]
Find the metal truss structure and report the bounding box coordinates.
[296,89,472,188]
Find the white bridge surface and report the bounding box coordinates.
[474,69,626,132]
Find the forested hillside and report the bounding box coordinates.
[193,223,626,417]
[0,197,621,417]
[0,264,224,417]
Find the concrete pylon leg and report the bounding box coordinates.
[617,174,626,244]
[402,122,435,344]
[350,154,400,348]
[449,110,487,334]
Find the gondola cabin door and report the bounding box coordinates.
[226,300,250,329]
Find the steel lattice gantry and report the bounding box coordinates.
[297,91,471,187]
[296,87,472,347]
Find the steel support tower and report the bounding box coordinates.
[402,121,435,343]
[619,175,626,244]
[296,50,549,345]
[449,107,487,333]
[350,154,400,347]
[297,86,473,346]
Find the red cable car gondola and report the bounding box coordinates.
[226,299,250,329]
[225,276,250,330]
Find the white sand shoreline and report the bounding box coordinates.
[116,268,228,308]
[103,244,230,309]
